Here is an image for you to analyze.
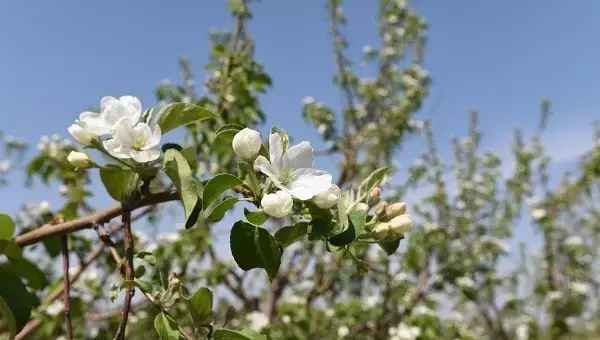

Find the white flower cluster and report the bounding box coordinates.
[232,128,339,218]
[389,323,421,340]
[37,134,72,157]
[68,96,161,163]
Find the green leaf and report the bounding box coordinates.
[378,238,401,255]
[244,208,268,225]
[154,312,181,340]
[203,174,243,207]
[4,258,47,290]
[158,103,216,134]
[329,220,356,247]
[275,222,308,247]
[188,287,213,324]
[0,240,22,260]
[206,197,239,222]
[0,296,16,339]
[0,267,39,331]
[99,166,139,202]
[0,213,15,240]
[214,329,267,340]
[358,167,389,197]
[349,210,367,235]
[230,221,282,280]
[163,149,202,228]
[213,128,239,151]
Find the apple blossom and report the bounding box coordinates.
[388,214,412,235]
[313,184,341,209]
[385,201,407,219]
[232,128,262,159]
[67,151,92,168]
[261,190,293,218]
[254,132,332,200]
[103,117,161,163]
[67,121,96,145]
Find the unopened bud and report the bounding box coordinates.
[385,202,407,219]
[372,222,392,241]
[373,201,388,217]
[388,214,412,236]
[369,186,382,201]
[313,184,341,209]
[261,190,293,218]
[67,151,92,168]
[232,128,262,160]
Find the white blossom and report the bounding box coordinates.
[389,323,420,340]
[313,184,341,209]
[389,214,412,236]
[532,208,547,220]
[103,117,161,163]
[261,190,293,218]
[45,300,63,316]
[254,132,332,200]
[457,276,475,289]
[570,282,590,295]
[246,311,269,331]
[337,326,350,338]
[232,128,262,160]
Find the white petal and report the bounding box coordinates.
[142,124,161,150]
[287,168,333,200]
[112,117,136,147]
[79,111,110,135]
[261,190,293,218]
[119,96,142,122]
[132,148,160,163]
[269,133,284,172]
[284,141,313,170]
[254,155,282,186]
[100,96,118,111]
[103,139,131,159]
[67,123,94,145]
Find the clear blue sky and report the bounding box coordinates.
[1,1,598,220]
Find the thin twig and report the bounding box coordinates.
[113,210,135,340]
[61,235,74,340]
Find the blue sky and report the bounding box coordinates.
[1,1,598,230]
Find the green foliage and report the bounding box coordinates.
[230,221,282,280]
[157,103,216,134]
[0,213,15,240]
[163,148,201,228]
[99,166,140,202]
[154,312,181,340]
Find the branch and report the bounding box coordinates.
[113,210,135,340]
[16,191,177,247]
[61,235,74,340]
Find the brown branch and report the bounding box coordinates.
[16,191,177,247]
[113,210,135,340]
[61,235,74,340]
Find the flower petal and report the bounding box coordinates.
[119,96,142,122]
[142,124,161,150]
[287,168,333,200]
[254,155,282,186]
[132,148,160,163]
[79,111,110,135]
[103,139,131,159]
[100,96,118,112]
[284,141,313,170]
[112,117,136,147]
[269,132,284,172]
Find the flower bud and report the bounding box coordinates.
[68,123,95,145]
[385,202,407,219]
[261,190,293,218]
[388,214,412,236]
[369,186,381,201]
[373,200,388,217]
[355,202,369,214]
[313,184,341,209]
[372,222,391,241]
[67,151,92,168]
[232,128,262,160]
